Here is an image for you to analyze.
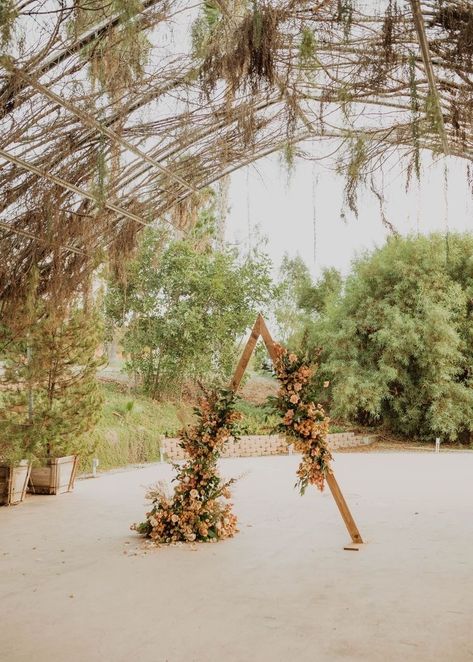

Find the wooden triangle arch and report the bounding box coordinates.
[230,314,363,548]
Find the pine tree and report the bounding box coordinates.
[0,305,104,463]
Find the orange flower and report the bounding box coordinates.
[283,409,294,425]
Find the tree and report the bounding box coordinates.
[272,254,313,345]
[315,233,473,441]
[106,226,273,399]
[0,304,104,462]
[299,267,342,316]
[270,258,342,368]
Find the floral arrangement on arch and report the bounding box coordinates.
[133,343,332,547]
[132,388,241,544]
[271,344,332,494]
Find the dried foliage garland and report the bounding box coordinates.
[272,344,332,494]
[132,388,241,544]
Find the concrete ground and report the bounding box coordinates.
[1,453,472,662]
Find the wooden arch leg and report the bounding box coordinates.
[326,472,363,544]
[230,316,262,392]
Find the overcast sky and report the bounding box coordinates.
[226,148,473,280]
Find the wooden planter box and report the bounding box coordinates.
[29,455,78,495]
[0,460,32,506]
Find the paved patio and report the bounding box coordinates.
[1,452,472,661]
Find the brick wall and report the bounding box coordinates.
[161,432,374,461]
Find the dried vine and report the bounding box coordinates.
[0,0,472,317]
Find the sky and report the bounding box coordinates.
[226,147,473,280]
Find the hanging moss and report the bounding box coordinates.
[337,84,353,122]
[433,3,473,66]
[466,163,473,202]
[73,0,151,97]
[3,0,473,324]
[73,0,142,35]
[408,52,421,183]
[337,0,353,41]
[424,91,444,152]
[0,0,17,49]
[199,1,286,97]
[281,141,296,179]
[299,27,318,68]
[381,0,400,65]
[94,135,109,208]
[192,1,222,59]
[338,134,368,217]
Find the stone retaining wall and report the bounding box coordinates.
[162,432,374,461]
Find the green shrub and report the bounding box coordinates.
[80,383,191,472]
[234,399,280,435]
[314,233,473,441]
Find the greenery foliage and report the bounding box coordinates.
[298,267,342,316]
[271,255,341,352]
[234,398,279,435]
